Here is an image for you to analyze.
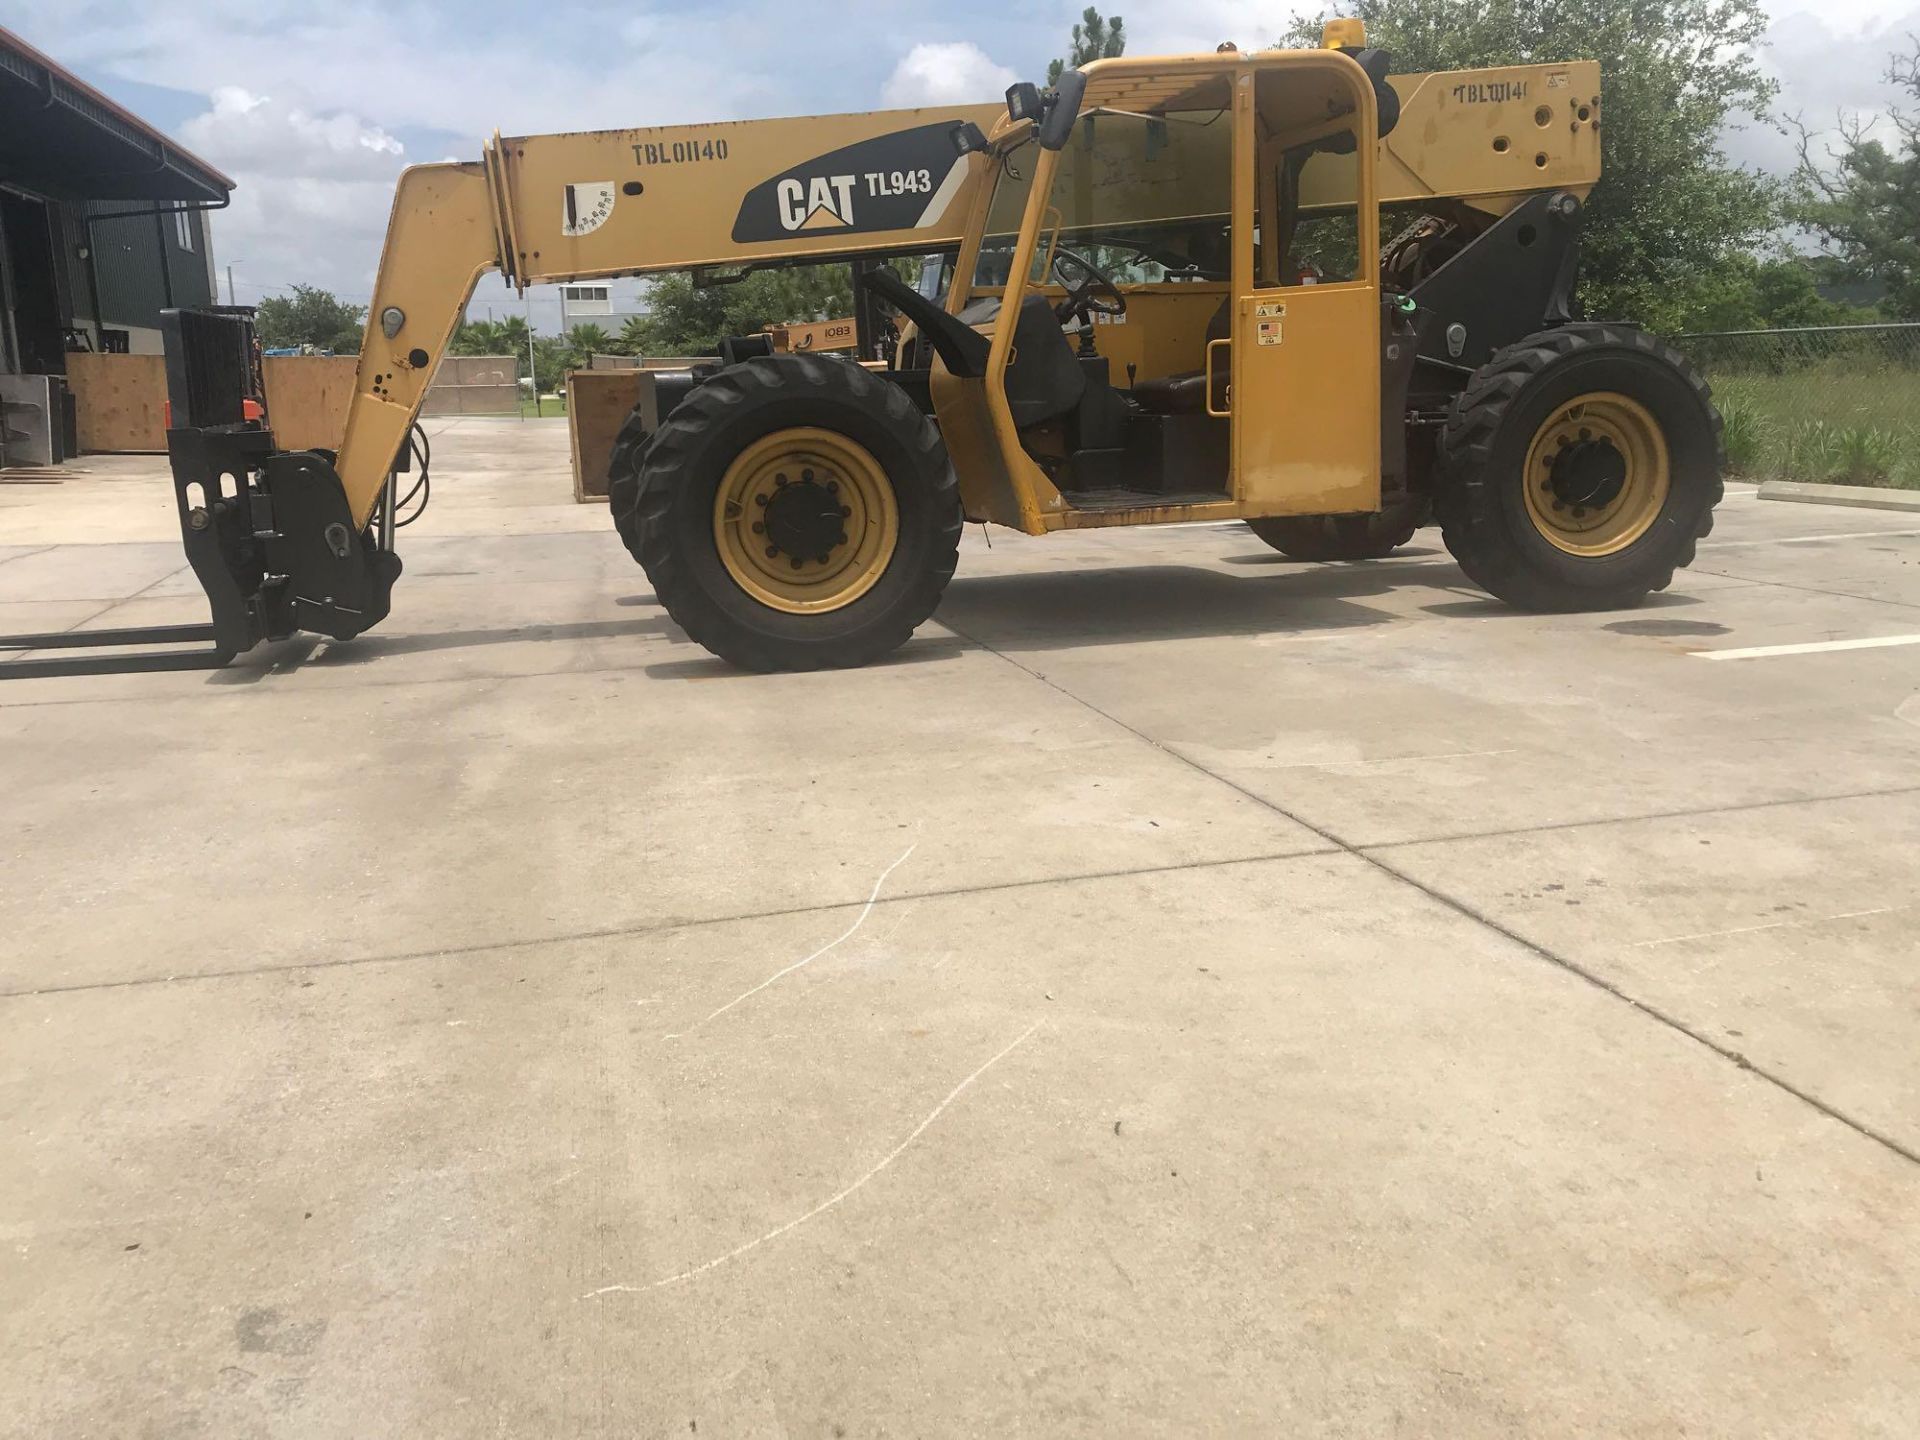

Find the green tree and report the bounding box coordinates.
[625,264,855,355]
[254,284,366,354]
[449,315,535,383]
[563,322,612,366]
[1285,0,1781,333]
[449,318,506,355]
[1683,253,1877,331]
[530,335,571,393]
[1793,39,1920,319]
[1048,8,1125,86]
[616,313,651,354]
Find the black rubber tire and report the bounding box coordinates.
[1245,496,1428,561]
[633,355,961,671]
[607,409,652,558]
[1433,324,1724,611]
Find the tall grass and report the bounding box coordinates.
[1704,360,1920,489]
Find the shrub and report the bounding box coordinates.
[1833,426,1901,486]
[1781,420,1844,482]
[1891,447,1920,491]
[1716,396,1771,474]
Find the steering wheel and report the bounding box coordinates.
[1050,247,1127,325]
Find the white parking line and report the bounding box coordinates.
[1635,904,1909,947]
[1265,747,1517,769]
[1701,527,1920,549]
[1692,634,1920,661]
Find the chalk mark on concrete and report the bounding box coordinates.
[666,842,916,1038]
[584,1018,1043,1297]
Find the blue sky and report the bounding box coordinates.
[5,0,1916,332]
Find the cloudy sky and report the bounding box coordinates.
[5,0,1916,331]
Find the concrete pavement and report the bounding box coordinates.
[2,417,1917,1436]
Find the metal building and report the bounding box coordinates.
[0,24,232,373]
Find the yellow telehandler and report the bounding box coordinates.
[2,20,1720,675]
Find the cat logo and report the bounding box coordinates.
[777,174,857,231]
[731,122,970,244]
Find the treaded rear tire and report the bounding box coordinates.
[1433,324,1723,611]
[633,355,961,672]
[1246,497,1427,561]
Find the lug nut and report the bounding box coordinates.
[187,506,210,531]
[826,479,839,493]
[789,557,804,570]
[801,468,814,482]
[755,494,769,507]
[751,521,764,534]
[765,544,778,558]
[839,505,852,517]
[775,474,788,487]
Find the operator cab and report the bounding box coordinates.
[878,45,1394,528]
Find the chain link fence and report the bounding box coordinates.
[1671,323,1920,489]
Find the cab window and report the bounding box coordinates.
[1252,67,1366,288]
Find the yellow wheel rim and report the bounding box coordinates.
[712,427,899,614]
[1521,392,1670,557]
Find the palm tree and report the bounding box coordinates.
[449,318,506,355]
[564,322,612,366]
[617,313,650,356]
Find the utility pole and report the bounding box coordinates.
[226,264,236,306]
[525,289,538,419]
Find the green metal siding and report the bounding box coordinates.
[86,200,214,331]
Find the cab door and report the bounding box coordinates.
[1228,56,1381,516]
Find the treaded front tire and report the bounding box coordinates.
[1433,324,1723,611]
[633,355,961,671]
[1246,496,1427,561]
[607,409,651,558]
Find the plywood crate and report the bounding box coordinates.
[66,352,167,453]
[262,356,359,452]
[567,369,652,503]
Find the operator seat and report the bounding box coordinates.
[1130,298,1231,415]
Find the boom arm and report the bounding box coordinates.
[335,105,1005,526]
[335,163,501,526]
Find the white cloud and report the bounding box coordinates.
[1121,0,1308,57]
[175,86,411,302]
[881,42,1018,108]
[180,87,404,180]
[17,0,1919,316]
[18,0,793,138]
[1723,7,1920,173]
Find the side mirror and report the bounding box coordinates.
[1005,82,1043,125]
[1037,70,1087,151]
[949,120,989,156]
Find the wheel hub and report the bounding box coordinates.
[1548,436,1628,511]
[759,471,850,566]
[1521,392,1671,557]
[712,428,900,614]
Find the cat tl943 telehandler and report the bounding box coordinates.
[4,20,1722,676]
